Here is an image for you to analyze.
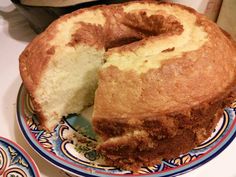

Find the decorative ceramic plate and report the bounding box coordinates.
[0,136,40,177]
[17,85,236,177]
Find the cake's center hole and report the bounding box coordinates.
[104,11,183,50]
[68,11,183,51]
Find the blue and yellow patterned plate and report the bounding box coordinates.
[16,85,236,177]
[0,136,40,177]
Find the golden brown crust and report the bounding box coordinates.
[19,29,57,125]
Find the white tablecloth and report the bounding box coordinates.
[0,1,236,177]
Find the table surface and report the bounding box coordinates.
[1,1,236,177]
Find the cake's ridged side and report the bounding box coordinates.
[93,79,236,169]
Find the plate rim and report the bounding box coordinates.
[16,84,236,177]
[0,136,41,177]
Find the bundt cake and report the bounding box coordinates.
[19,0,236,170]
